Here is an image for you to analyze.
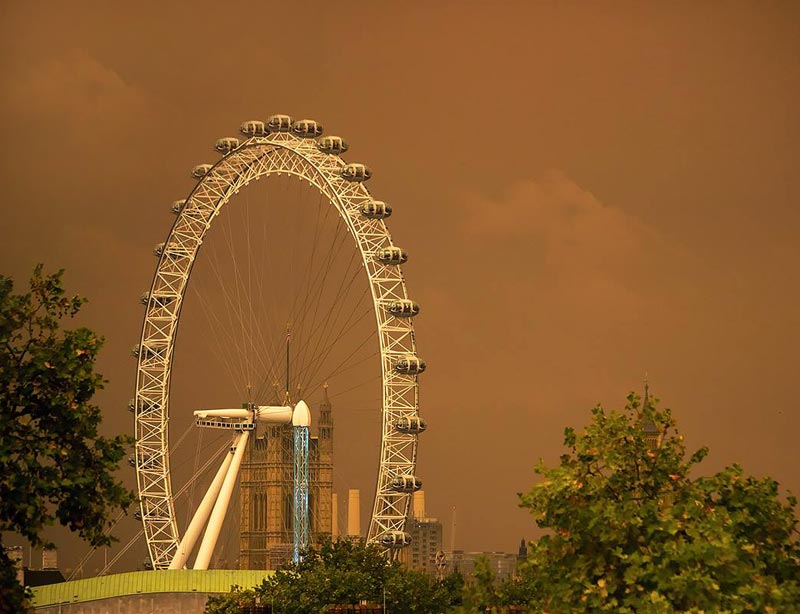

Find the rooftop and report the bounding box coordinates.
[31,569,273,607]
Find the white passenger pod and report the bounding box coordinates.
[129,454,158,469]
[390,474,422,493]
[292,119,324,138]
[267,114,293,132]
[191,164,213,178]
[317,135,348,154]
[133,342,167,361]
[387,300,420,318]
[140,293,176,308]
[379,531,412,548]
[214,137,240,154]
[394,416,426,434]
[129,398,159,414]
[171,199,187,214]
[341,163,372,182]
[394,355,426,375]
[376,247,408,265]
[361,201,392,219]
[240,120,268,137]
[154,242,191,262]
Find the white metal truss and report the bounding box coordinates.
[134,127,422,569]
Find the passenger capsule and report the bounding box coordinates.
[360,201,392,219]
[379,531,412,548]
[292,119,323,138]
[143,560,154,570]
[394,355,426,375]
[267,114,293,132]
[140,292,175,308]
[317,135,349,155]
[394,416,427,434]
[214,137,240,154]
[154,243,185,262]
[390,474,422,493]
[130,398,159,414]
[171,199,187,214]
[130,454,156,469]
[388,299,420,318]
[134,343,166,361]
[134,511,142,521]
[376,247,408,265]
[240,120,269,137]
[191,164,213,178]
[341,163,372,182]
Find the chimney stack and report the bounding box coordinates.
[332,493,339,539]
[42,547,58,570]
[413,490,426,520]
[347,489,360,537]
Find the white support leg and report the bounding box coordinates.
[168,435,239,570]
[193,430,250,570]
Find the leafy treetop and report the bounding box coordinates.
[518,393,800,614]
[0,266,134,612]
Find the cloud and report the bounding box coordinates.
[462,171,665,284]
[456,171,690,329]
[1,49,146,138]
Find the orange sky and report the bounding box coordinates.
[1,2,798,574]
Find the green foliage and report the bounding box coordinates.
[204,585,258,614]
[206,538,456,614]
[0,266,135,612]
[518,393,800,613]
[462,555,496,611]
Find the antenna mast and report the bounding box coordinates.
[285,324,291,404]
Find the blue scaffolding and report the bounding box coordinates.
[292,425,310,564]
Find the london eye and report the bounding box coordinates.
[131,115,426,570]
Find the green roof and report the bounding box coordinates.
[31,569,273,607]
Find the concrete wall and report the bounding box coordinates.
[35,592,214,614]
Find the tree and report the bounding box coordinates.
[462,555,497,612]
[518,393,800,613]
[205,538,455,614]
[0,266,134,612]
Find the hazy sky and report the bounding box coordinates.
[1,2,798,573]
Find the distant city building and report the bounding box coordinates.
[406,517,443,575]
[447,550,520,583]
[42,547,58,570]
[3,546,66,588]
[401,491,443,576]
[347,488,361,538]
[239,386,333,569]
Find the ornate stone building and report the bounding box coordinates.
[239,386,333,569]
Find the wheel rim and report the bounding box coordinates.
[133,127,423,569]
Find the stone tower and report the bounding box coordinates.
[640,380,660,450]
[239,387,333,570]
[311,384,334,544]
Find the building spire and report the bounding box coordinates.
[284,324,291,404]
[640,373,659,448]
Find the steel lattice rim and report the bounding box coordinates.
[133,128,422,569]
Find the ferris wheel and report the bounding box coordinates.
[132,114,427,570]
